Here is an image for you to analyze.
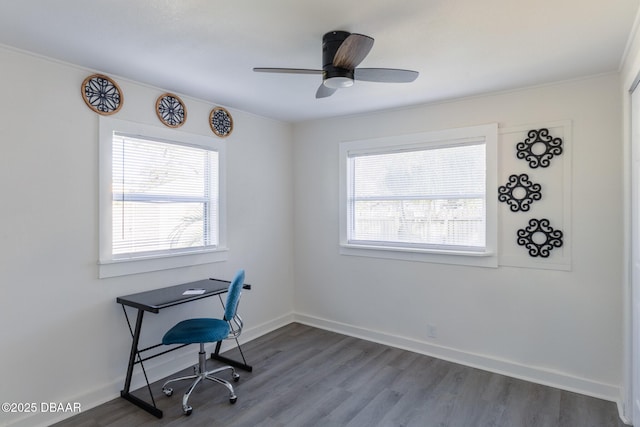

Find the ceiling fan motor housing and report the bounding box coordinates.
[322,31,354,84]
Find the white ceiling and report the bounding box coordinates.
[0,0,638,122]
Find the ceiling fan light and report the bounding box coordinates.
[324,76,354,89]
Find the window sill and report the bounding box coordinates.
[339,243,497,268]
[98,248,229,278]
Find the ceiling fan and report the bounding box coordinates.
[253,30,419,98]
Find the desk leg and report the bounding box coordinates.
[211,339,253,372]
[120,308,163,418]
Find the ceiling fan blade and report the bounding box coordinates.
[316,84,337,99]
[253,67,323,75]
[354,68,419,83]
[333,34,374,70]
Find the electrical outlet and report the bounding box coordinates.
[427,324,437,338]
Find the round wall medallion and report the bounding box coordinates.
[516,218,563,258]
[498,173,542,212]
[209,107,233,137]
[516,128,563,168]
[81,74,123,115]
[156,93,186,128]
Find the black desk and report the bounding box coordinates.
[117,278,252,418]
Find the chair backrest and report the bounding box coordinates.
[224,269,245,321]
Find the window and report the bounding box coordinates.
[111,135,218,255]
[99,117,227,278]
[339,124,497,267]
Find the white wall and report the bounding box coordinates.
[292,74,623,402]
[0,45,295,427]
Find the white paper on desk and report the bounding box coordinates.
[183,289,206,295]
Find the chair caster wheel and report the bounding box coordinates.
[233,373,240,382]
[183,405,193,416]
[229,396,237,404]
[162,387,173,397]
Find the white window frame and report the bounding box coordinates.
[98,117,228,278]
[339,123,498,267]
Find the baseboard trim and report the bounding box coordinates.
[293,313,621,404]
[618,399,632,425]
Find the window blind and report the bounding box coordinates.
[112,134,218,257]
[348,142,486,251]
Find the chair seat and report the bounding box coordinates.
[162,318,230,345]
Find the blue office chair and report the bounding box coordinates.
[161,270,245,416]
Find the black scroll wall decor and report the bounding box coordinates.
[503,127,567,258]
[516,218,563,258]
[498,174,541,212]
[516,128,563,168]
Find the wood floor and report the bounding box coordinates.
[53,323,625,427]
